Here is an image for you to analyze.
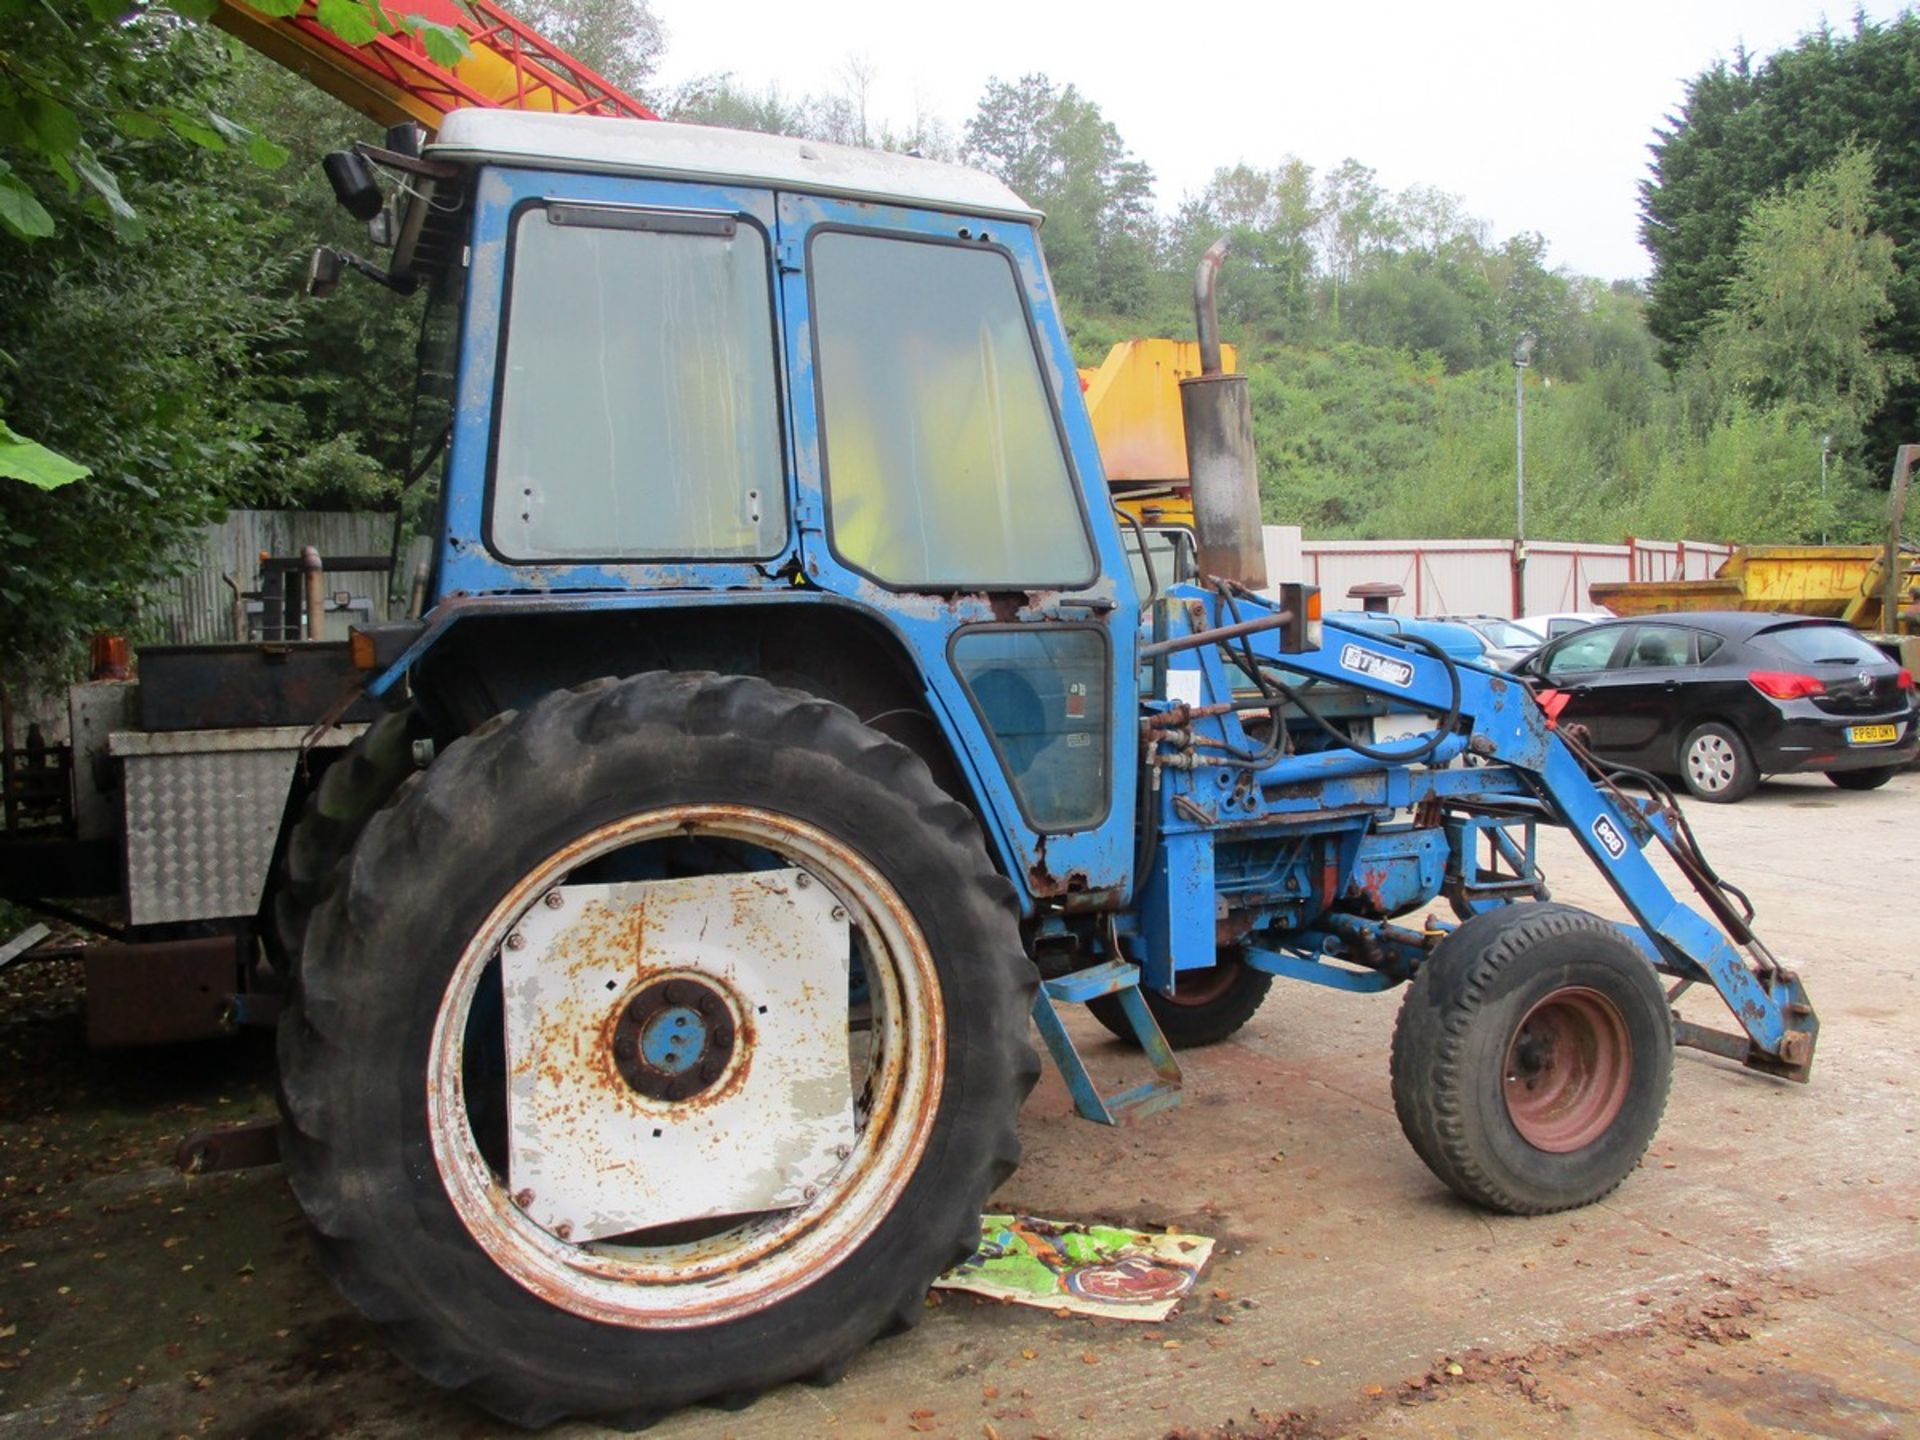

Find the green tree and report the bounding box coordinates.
[0,22,304,681]
[1641,13,1920,454]
[0,4,450,680]
[1684,147,1908,452]
[963,74,1157,315]
[1314,158,1400,328]
[667,64,957,159]
[514,0,666,103]
[1169,160,1320,338]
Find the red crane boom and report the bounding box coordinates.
[214,0,656,135]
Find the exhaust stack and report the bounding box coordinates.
[1179,238,1268,591]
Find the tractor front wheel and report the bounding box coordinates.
[1389,902,1672,1215]
[277,673,1036,1426]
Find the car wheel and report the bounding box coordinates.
[1678,721,1758,803]
[1826,765,1898,791]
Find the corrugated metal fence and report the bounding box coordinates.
[149,510,429,645]
[1295,535,1733,619]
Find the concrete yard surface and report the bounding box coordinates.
[1,770,1915,1438]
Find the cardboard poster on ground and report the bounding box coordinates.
[932,1214,1215,1322]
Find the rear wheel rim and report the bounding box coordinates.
[1686,733,1738,793]
[1503,986,1631,1152]
[425,805,942,1329]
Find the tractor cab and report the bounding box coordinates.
[328,110,1144,911]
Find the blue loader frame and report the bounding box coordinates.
[1123,586,1818,1084]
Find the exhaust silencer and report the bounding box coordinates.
[1179,237,1267,591]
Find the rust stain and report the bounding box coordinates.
[1353,865,1393,913]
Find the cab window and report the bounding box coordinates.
[811,232,1093,588]
[1122,526,1194,597]
[490,204,785,561]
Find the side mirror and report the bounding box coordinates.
[306,246,344,299]
[323,150,384,222]
[383,122,424,159]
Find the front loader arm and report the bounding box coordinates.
[1145,584,1818,1081]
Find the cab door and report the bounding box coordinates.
[773,191,1139,910]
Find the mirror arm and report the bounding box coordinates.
[308,245,417,298]
[335,248,417,296]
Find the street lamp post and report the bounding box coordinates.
[1512,331,1537,617]
[1820,433,1832,544]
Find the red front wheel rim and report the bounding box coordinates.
[1503,986,1632,1153]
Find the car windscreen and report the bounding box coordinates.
[1756,624,1888,667]
[1474,619,1536,649]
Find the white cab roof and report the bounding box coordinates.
[430,110,1040,223]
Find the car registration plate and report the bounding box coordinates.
[1847,723,1899,744]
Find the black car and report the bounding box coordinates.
[1511,612,1918,802]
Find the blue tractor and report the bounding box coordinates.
[277,111,1818,1425]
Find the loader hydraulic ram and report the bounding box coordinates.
[272,110,1817,1425]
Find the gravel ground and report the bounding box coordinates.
[1,768,1914,1438]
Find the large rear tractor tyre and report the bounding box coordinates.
[268,706,420,975]
[277,673,1037,1426]
[1390,902,1672,1215]
[1086,952,1273,1049]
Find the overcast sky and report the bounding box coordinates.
[651,0,1911,281]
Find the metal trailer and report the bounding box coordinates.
[6,109,1821,1429]
[1590,444,1920,669]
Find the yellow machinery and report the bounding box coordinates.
[1590,545,1917,628]
[1591,444,1919,664]
[1079,338,1237,537]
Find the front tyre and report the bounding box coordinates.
[277,674,1037,1426]
[1389,903,1672,1215]
[1679,721,1758,803]
[1826,764,1898,791]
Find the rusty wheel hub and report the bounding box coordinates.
[1503,985,1632,1153]
[612,976,739,1102]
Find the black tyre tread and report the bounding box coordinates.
[277,672,1036,1426]
[1389,902,1672,1216]
[1085,958,1274,1050]
[270,707,420,974]
[1826,765,1898,790]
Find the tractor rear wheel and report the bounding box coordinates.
[1087,952,1272,1050]
[277,673,1036,1426]
[269,706,420,975]
[1389,902,1672,1215]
